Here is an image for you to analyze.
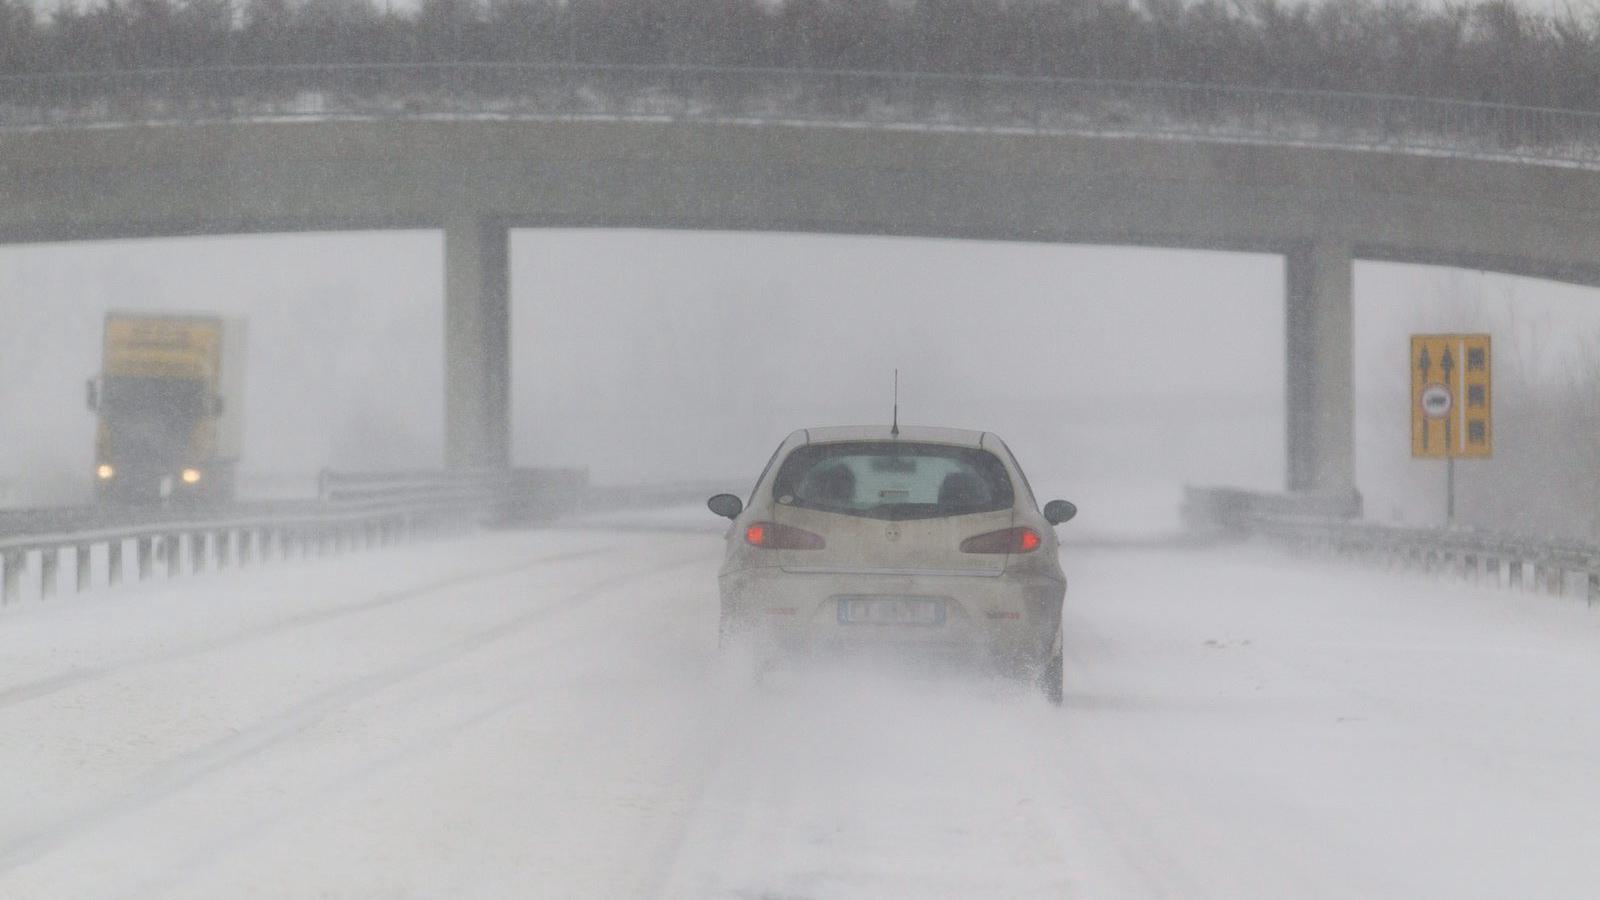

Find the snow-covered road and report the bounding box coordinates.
[2,520,1599,899]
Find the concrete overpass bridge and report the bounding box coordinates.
[6,64,1600,496]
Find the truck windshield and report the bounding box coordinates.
[771,441,1014,521]
[102,377,205,425]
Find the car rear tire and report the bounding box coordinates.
[1039,649,1064,706]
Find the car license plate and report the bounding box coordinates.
[836,596,945,625]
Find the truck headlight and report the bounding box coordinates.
[96,464,115,480]
[180,468,202,484]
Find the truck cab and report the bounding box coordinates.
[87,312,246,504]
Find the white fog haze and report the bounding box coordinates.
[515,232,1286,506]
[11,230,1600,536]
[7,2,1600,896]
[8,229,1296,521]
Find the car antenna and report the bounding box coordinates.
[891,369,900,438]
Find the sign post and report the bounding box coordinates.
[1411,334,1492,525]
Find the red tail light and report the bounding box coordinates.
[960,527,1042,554]
[745,522,826,550]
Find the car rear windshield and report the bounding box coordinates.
[771,441,1014,521]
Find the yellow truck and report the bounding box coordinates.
[86,312,246,503]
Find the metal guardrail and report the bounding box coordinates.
[1184,486,1600,605]
[317,467,509,505]
[579,479,736,513]
[0,498,308,539]
[0,466,739,606]
[0,470,511,606]
[3,63,1600,168]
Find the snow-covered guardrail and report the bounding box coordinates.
[5,63,1600,169]
[1184,486,1600,605]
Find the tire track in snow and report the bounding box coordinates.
[0,545,707,876]
[649,668,1072,899]
[1046,600,1301,900]
[111,557,720,900]
[1050,605,1218,900]
[0,545,615,712]
[631,663,760,900]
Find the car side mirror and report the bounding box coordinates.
[707,493,744,519]
[1043,499,1077,525]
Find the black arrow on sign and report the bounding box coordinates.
[1440,347,1456,457]
[1418,346,1432,451]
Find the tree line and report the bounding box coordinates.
[0,0,1597,112]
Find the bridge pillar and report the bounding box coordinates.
[1285,241,1355,496]
[444,215,511,469]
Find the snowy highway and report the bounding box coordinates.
[3,515,1599,899]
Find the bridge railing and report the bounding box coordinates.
[1184,486,1600,605]
[3,63,1600,168]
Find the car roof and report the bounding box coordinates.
[789,425,992,448]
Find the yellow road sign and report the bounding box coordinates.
[1411,334,1491,459]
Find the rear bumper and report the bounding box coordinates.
[719,566,1063,666]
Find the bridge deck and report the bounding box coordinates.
[1,518,1597,897]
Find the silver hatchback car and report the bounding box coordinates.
[708,425,1075,703]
